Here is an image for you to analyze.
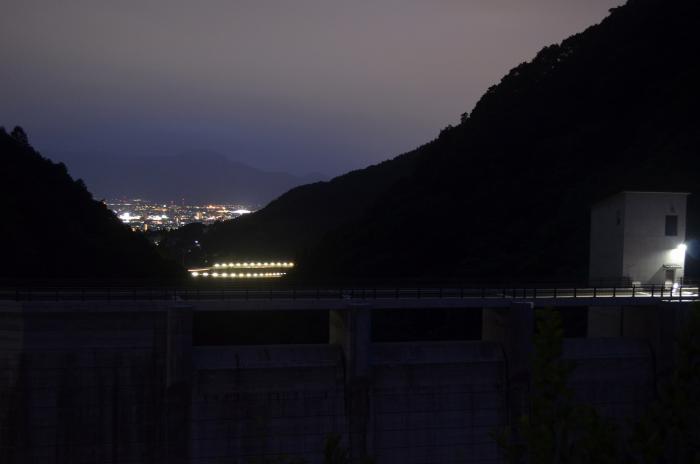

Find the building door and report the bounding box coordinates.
[665,269,675,286]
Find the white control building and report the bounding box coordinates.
[589,191,689,287]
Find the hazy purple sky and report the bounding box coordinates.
[2,0,624,176]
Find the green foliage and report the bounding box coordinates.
[630,305,700,464]
[322,433,374,464]
[496,308,618,463]
[323,433,349,464]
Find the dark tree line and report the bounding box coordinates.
[497,307,700,463]
[0,126,183,283]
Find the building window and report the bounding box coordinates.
[665,215,678,236]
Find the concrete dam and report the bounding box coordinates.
[0,289,695,463]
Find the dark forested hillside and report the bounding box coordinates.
[198,144,423,260]
[184,0,700,283]
[0,128,183,282]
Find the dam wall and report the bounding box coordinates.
[0,299,691,463]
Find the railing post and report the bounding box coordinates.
[573,287,577,298]
[613,287,616,298]
[680,286,683,303]
[661,286,664,298]
[632,286,635,298]
[651,285,655,298]
[553,287,557,299]
[594,287,597,298]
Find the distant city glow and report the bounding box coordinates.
[118,212,140,223]
[108,198,256,231]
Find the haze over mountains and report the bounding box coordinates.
[173,0,700,283]
[58,151,323,205]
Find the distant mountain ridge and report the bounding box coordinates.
[187,0,700,283]
[58,150,322,206]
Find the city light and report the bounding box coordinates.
[188,260,293,278]
[187,270,287,278]
[209,261,295,269]
[108,198,256,231]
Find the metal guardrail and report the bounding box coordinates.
[1,285,698,302]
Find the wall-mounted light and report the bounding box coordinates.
[670,243,688,262]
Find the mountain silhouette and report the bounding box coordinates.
[58,150,322,206]
[172,0,700,283]
[0,128,183,282]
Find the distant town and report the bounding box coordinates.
[106,198,254,231]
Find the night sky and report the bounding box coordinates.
[2,0,624,177]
